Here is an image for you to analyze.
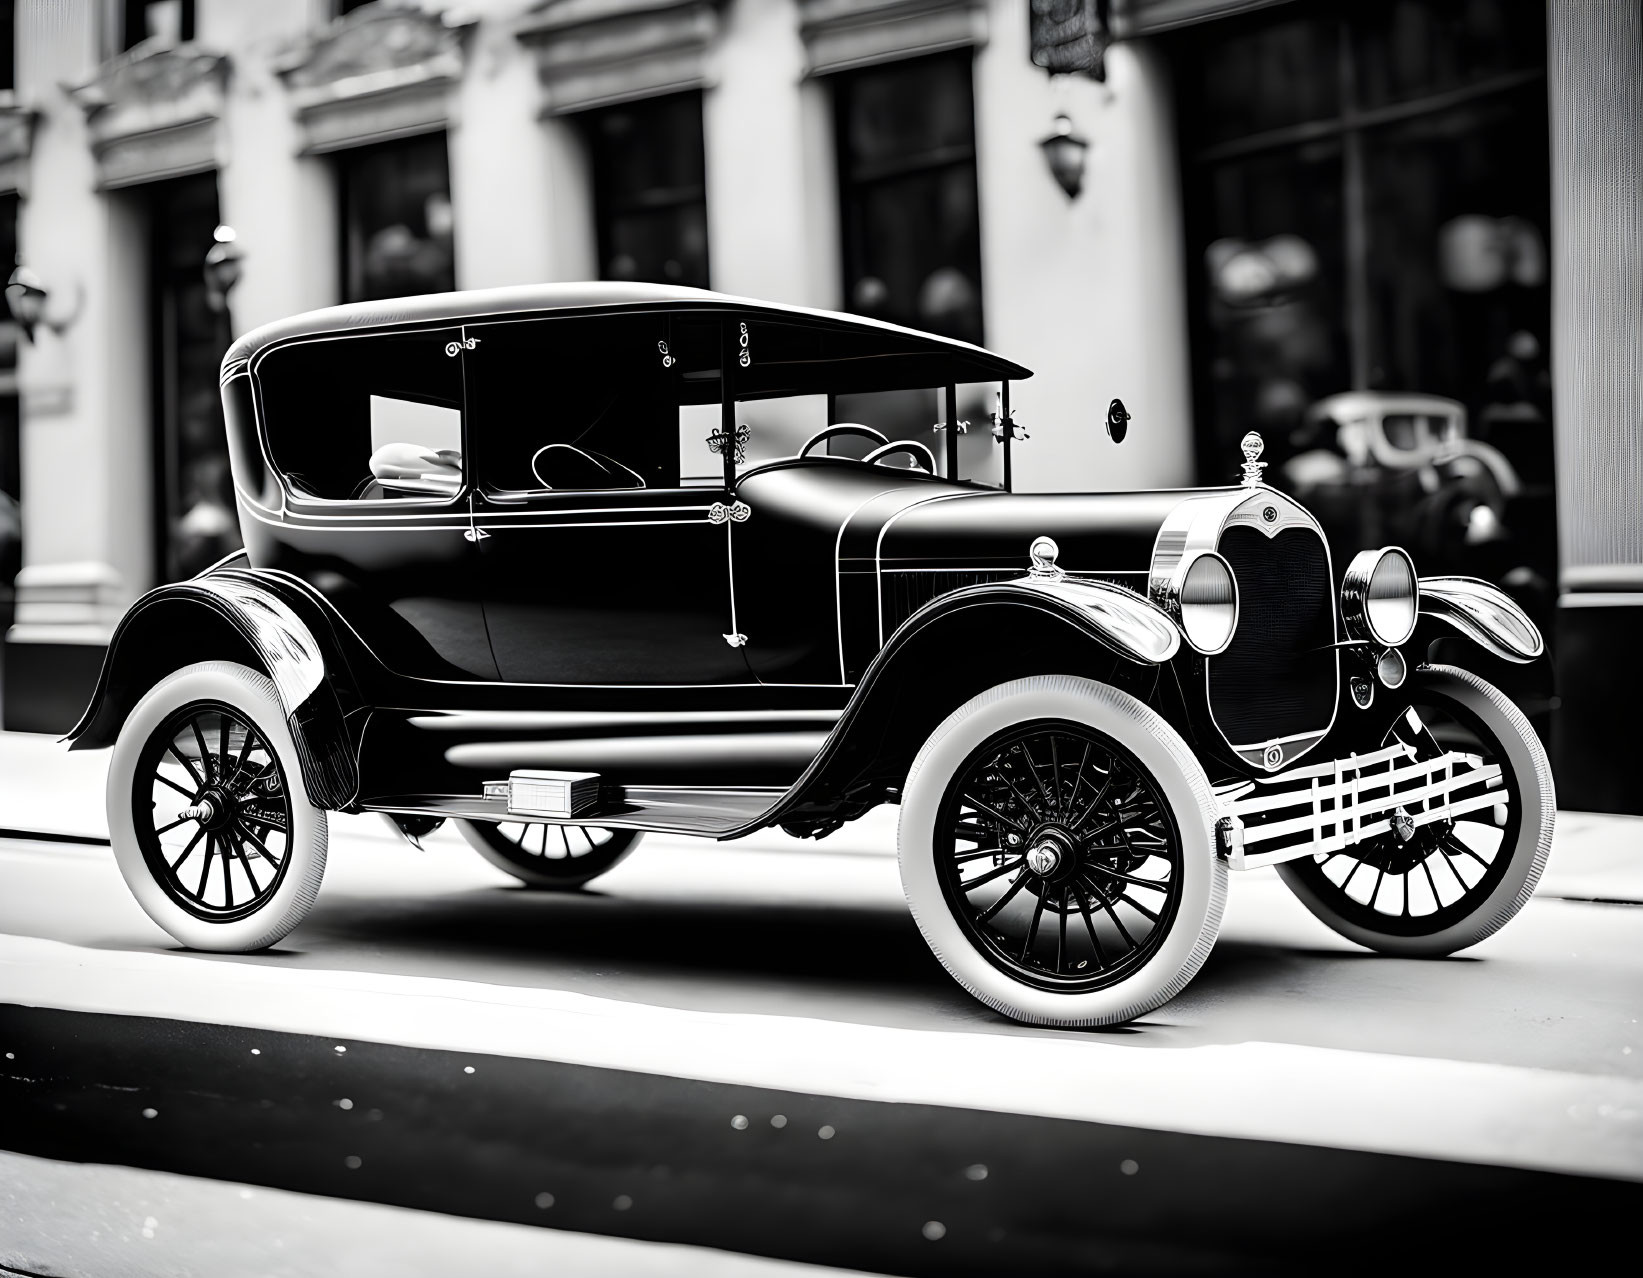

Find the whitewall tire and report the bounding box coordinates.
[107,661,328,952]
[899,675,1226,1027]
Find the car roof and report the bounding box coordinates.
[224,282,1032,381]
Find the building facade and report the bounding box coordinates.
[2,0,1638,811]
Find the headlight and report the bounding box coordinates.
[1342,547,1417,647]
[1176,551,1239,656]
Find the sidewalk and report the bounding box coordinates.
[2,730,1639,900]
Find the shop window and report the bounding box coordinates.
[0,0,14,93]
[120,0,194,51]
[258,328,465,502]
[1172,0,1554,708]
[584,92,710,289]
[833,52,984,346]
[336,133,456,303]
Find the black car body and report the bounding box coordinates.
[70,284,1554,1025]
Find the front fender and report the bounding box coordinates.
[1419,575,1543,663]
[743,578,1180,836]
[66,575,359,809]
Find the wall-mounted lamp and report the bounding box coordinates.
[203,224,243,313]
[1039,113,1089,200]
[4,263,86,343]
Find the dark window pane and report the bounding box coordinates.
[1188,11,1342,149]
[337,134,456,303]
[1360,91,1551,403]
[0,0,15,93]
[1354,0,1546,109]
[121,0,194,50]
[836,53,984,345]
[469,314,728,493]
[586,93,710,288]
[147,174,237,581]
[259,329,465,501]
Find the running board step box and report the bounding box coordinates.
[483,770,602,819]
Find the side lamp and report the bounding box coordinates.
[204,225,243,313]
[5,263,86,343]
[1039,113,1089,200]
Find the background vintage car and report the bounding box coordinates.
[66,284,1552,1026]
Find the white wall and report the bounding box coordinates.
[974,4,1194,493]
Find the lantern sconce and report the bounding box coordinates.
[4,263,86,343]
[204,224,244,314]
[1039,113,1089,200]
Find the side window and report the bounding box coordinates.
[257,328,465,501]
[470,314,721,493]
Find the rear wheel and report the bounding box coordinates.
[899,676,1226,1027]
[107,661,327,952]
[456,820,642,889]
[1278,664,1554,956]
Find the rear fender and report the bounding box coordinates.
[753,579,1181,835]
[66,576,359,809]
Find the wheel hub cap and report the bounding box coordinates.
[1026,842,1062,876]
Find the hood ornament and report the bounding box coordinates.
[1239,432,1267,487]
[1028,536,1064,582]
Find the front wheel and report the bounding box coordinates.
[1277,664,1554,956]
[899,676,1226,1027]
[107,661,328,952]
[456,820,642,889]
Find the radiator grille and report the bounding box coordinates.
[1209,525,1336,744]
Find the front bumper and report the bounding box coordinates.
[1215,738,1505,871]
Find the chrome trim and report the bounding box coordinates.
[1419,576,1544,663]
[1149,488,1340,770]
[1376,647,1408,689]
[1341,546,1418,647]
[1028,535,1064,582]
[1215,739,1505,870]
[1013,575,1182,665]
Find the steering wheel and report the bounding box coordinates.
[863,440,939,473]
[799,423,889,458]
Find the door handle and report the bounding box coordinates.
[463,527,490,542]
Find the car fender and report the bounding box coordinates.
[747,577,1181,835]
[65,574,359,809]
[1418,575,1543,663]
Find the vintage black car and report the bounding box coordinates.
[68,284,1553,1026]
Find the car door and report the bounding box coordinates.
[249,324,496,681]
[465,310,753,685]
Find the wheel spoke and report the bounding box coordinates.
[1022,893,1046,962]
[952,847,1005,864]
[963,856,1027,891]
[220,837,235,909]
[190,719,214,780]
[976,873,1029,923]
[237,822,282,866]
[196,836,214,899]
[1085,862,1170,890]
[168,826,206,872]
[1116,891,1160,923]
[167,743,204,789]
[155,771,195,799]
[962,793,1026,832]
[154,814,193,837]
[1055,887,1068,974]
[1070,882,1109,969]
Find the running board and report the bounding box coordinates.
[361,786,785,839]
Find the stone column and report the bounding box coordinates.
[3,1,150,731]
[1546,0,1643,813]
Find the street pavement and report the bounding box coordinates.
[1,730,1641,1274]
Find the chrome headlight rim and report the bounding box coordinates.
[1342,545,1418,648]
[1171,549,1240,657]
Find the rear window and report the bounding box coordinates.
[256,328,466,501]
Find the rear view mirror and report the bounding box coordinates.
[368,442,462,497]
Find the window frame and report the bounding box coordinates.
[248,325,472,513]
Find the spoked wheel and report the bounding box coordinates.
[1278,664,1554,956]
[901,676,1225,1027]
[456,820,642,889]
[108,662,328,951]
